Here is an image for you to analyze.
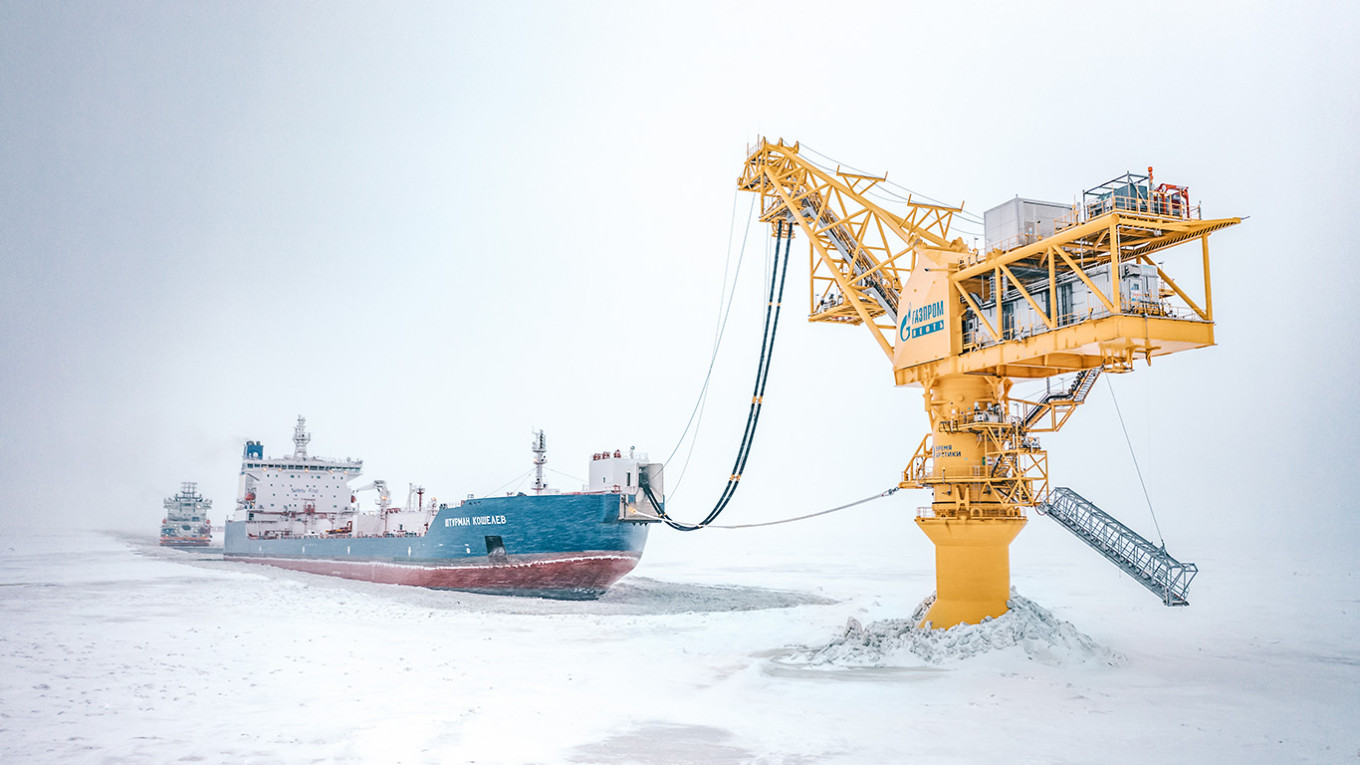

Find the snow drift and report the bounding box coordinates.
[789,591,1122,668]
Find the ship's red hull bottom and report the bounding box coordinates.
[230,552,641,599]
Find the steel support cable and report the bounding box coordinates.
[480,468,535,498]
[799,143,984,225]
[1106,377,1166,546]
[664,195,758,501]
[663,193,757,474]
[863,187,984,236]
[797,148,984,236]
[697,487,899,529]
[545,467,585,485]
[864,182,985,226]
[648,221,794,531]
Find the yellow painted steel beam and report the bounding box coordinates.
[854,245,915,282]
[1048,245,1057,333]
[952,214,1239,283]
[1202,234,1214,321]
[764,167,895,359]
[955,282,999,343]
[1054,246,1118,315]
[999,263,1056,331]
[741,138,963,260]
[1110,219,1122,312]
[1117,217,1239,259]
[894,314,1214,385]
[1133,253,1209,320]
[740,138,974,357]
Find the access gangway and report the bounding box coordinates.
[1038,487,1197,606]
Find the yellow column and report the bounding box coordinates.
[916,516,1025,627]
[915,374,1027,629]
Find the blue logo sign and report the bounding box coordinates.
[899,299,945,342]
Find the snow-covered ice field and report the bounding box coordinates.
[1,523,1355,764]
[3,1,1357,762]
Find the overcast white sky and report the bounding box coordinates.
[2,2,1357,573]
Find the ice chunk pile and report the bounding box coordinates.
[792,591,1121,668]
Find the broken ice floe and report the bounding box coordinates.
[785,591,1122,668]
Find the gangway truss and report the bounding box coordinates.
[1039,487,1197,606]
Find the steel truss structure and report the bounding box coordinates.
[1040,487,1198,606]
[736,138,1237,625]
[738,139,969,358]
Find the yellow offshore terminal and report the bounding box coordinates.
[737,139,1239,628]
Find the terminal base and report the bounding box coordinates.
[915,516,1026,629]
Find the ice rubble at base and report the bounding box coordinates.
[791,590,1122,668]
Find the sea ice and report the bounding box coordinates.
[790,591,1121,668]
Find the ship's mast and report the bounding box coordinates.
[531,429,547,494]
[292,415,310,459]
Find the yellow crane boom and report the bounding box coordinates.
[737,139,970,358]
[738,138,1240,628]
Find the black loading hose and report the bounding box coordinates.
[645,219,794,531]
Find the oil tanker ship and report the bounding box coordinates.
[223,417,660,598]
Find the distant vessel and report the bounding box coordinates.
[160,482,213,547]
[223,417,659,599]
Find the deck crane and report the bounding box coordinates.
[737,138,1239,629]
[352,480,392,511]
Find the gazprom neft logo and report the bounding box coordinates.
[899,299,945,342]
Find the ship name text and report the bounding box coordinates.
[445,515,508,527]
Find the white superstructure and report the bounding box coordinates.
[232,416,437,539]
[160,481,212,545]
[587,447,663,520]
[238,416,360,515]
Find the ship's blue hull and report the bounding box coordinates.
[224,493,651,598]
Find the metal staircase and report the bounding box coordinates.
[1039,487,1197,606]
[1022,367,1102,430]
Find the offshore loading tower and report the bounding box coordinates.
[737,140,1238,627]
